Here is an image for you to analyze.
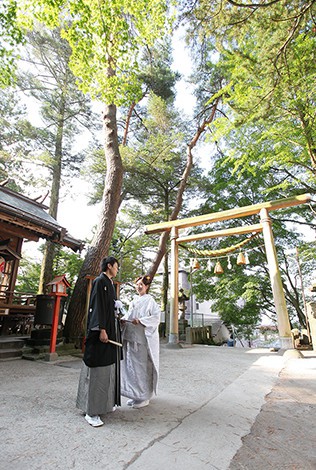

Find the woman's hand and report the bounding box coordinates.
[132,318,144,326]
[99,329,109,343]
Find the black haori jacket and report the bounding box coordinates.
[83,273,122,367]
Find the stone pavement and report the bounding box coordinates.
[1,344,315,470]
[230,350,316,470]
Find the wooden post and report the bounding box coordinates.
[81,275,94,352]
[295,247,311,343]
[260,208,293,349]
[50,295,61,354]
[84,276,94,331]
[169,226,179,345]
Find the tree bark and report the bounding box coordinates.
[161,189,170,334]
[122,101,136,146]
[64,103,123,343]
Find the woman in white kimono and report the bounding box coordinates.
[121,275,160,409]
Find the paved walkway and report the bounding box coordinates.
[1,344,315,469]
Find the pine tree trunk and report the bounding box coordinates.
[148,143,193,277]
[162,252,169,336]
[38,241,56,294]
[64,103,123,344]
[39,105,64,293]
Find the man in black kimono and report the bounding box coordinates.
[76,256,122,427]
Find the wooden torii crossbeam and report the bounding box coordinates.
[146,194,311,234]
[145,193,312,349]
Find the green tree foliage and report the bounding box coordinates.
[15,257,42,293]
[84,41,182,203]
[16,248,83,293]
[183,1,316,184]
[0,0,25,86]
[199,267,263,335]
[138,42,181,103]
[187,151,316,330]
[17,0,172,105]
[108,212,159,300]
[119,39,181,146]
[0,87,37,189]
[19,27,99,186]
[52,246,84,286]
[122,94,198,217]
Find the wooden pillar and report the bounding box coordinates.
[169,226,179,345]
[260,208,293,349]
[84,275,94,333]
[50,295,62,354]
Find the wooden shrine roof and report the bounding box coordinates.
[0,186,83,252]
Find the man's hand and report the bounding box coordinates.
[99,329,108,343]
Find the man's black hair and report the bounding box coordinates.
[101,256,119,272]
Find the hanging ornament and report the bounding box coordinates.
[227,256,232,270]
[207,259,213,271]
[214,261,224,274]
[245,253,250,265]
[237,252,246,265]
[191,257,200,270]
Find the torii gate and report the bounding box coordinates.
[145,193,312,349]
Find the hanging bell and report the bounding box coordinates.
[214,261,224,274]
[191,258,200,270]
[227,256,232,270]
[237,252,246,265]
[207,259,213,271]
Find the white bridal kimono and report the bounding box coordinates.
[121,294,161,402]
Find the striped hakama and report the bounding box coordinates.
[76,362,118,416]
